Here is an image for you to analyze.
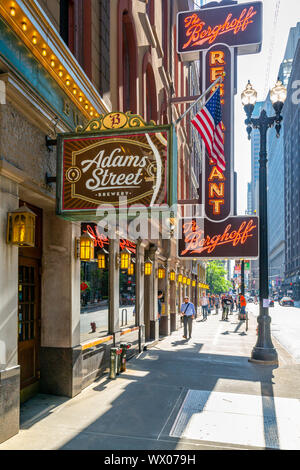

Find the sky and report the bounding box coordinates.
[233,0,300,214]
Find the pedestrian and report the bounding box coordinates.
[221,295,232,321]
[158,290,163,321]
[214,295,220,315]
[207,294,211,315]
[239,293,247,319]
[229,295,234,314]
[200,293,209,321]
[180,296,195,339]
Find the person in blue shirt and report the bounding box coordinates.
[158,290,163,321]
[180,296,196,339]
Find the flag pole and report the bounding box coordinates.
[175,73,225,126]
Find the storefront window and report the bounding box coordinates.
[80,260,109,342]
[119,262,136,328]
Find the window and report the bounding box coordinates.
[60,0,91,77]
[145,64,157,122]
[122,12,137,113]
[99,0,110,96]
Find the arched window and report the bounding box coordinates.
[121,11,137,113]
[145,63,157,123]
[60,0,91,78]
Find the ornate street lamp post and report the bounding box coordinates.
[241,79,287,364]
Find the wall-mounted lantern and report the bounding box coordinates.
[143,259,153,276]
[183,276,187,284]
[7,205,36,247]
[187,278,191,286]
[128,262,134,275]
[117,250,131,270]
[97,253,106,269]
[169,270,176,282]
[76,233,94,261]
[178,274,183,283]
[192,280,196,287]
[158,266,166,279]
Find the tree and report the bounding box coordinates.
[206,261,232,294]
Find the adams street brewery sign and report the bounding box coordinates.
[177,1,263,61]
[56,112,177,220]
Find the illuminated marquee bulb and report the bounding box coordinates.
[84,103,89,110]
[73,88,77,95]
[42,48,47,57]
[21,22,27,32]
[58,70,63,78]
[66,78,71,86]
[50,59,55,67]
[10,7,16,17]
[78,96,83,102]
[32,35,37,44]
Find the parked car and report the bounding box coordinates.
[279,297,294,307]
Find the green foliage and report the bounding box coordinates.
[206,261,232,294]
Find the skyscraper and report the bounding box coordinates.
[266,23,300,294]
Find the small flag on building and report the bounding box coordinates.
[191,87,225,173]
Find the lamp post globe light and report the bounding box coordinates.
[241,79,287,364]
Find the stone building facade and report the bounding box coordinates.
[0,0,204,444]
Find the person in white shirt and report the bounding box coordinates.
[200,294,209,321]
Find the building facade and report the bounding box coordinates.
[0,0,205,444]
[266,23,300,295]
[283,38,300,301]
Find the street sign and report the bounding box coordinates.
[178,216,259,259]
[177,1,263,61]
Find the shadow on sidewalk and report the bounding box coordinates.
[16,324,283,450]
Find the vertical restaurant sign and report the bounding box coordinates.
[56,124,176,220]
[177,1,263,61]
[203,44,233,221]
[178,216,259,259]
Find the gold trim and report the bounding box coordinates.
[76,111,156,133]
[0,0,109,118]
[81,335,113,350]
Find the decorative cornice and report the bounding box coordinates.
[0,0,110,120]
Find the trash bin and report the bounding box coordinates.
[120,343,131,373]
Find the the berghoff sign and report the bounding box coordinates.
[178,217,259,259]
[177,1,263,60]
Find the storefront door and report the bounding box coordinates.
[18,257,41,400]
[18,201,42,402]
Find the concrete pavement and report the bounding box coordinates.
[1,309,300,450]
[248,302,300,362]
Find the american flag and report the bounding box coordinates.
[191,87,225,173]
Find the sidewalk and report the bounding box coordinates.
[1,310,300,450]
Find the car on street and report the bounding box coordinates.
[279,296,294,307]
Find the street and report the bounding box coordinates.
[248,302,300,362]
[1,308,300,451]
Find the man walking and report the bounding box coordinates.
[239,293,247,320]
[200,293,209,321]
[181,296,195,339]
